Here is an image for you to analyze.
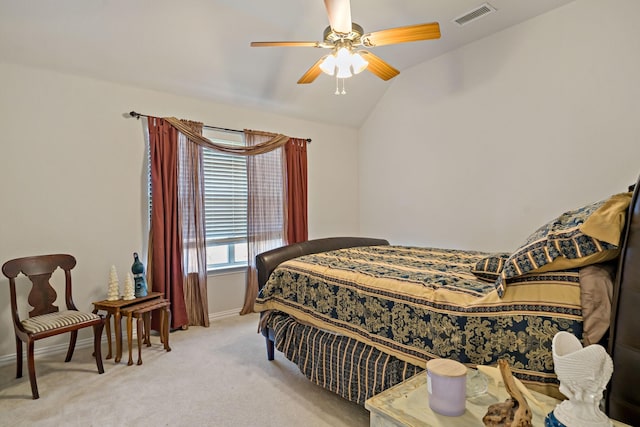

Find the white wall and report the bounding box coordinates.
[360,0,640,252]
[4,0,640,363]
[0,63,360,359]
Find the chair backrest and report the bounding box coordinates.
[2,254,77,318]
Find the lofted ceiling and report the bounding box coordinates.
[0,0,575,128]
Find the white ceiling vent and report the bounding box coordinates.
[452,3,496,27]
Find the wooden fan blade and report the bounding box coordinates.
[297,57,325,84]
[250,41,322,48]
[359,51,400,81]
[324,0,352,34]
[362,22,440,47]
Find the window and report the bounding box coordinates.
[202,129,248,271]
[147,126,285,272]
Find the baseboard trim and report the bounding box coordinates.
[0,308,243,368]
[209,308,242,322]
[0,336,99,368]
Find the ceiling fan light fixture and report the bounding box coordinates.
[351,51,369,75]
[319,55,337,76]
[335,47,352,68]
[336,63,353,79]
[322,47,367,79]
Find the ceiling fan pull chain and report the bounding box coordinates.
[335,75,340,95]
[341,78,346,95]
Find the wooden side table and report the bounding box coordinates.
[365,372,630,427]
[121,298,171,366]
[92,292,163,363]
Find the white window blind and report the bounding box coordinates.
[202,130,248,269]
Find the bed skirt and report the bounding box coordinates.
[269,312,424,405]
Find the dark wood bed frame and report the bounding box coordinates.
[256,176,640,426]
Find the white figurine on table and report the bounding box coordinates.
[107,265,120,301]
[123,272,136,300]
[545,331,613,427]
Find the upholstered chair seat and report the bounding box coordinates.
[21,311,102,334]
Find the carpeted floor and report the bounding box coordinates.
[0,313,370,427]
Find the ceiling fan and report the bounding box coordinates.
[250,0,441,86]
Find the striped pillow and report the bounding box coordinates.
[471,253,510,282]
[495,194,627,297]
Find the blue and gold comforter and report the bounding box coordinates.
[254,245,583,390]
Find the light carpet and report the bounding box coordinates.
[0,313,370,427]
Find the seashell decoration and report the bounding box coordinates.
[545,331,613,427]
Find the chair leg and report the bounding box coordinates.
[104,312,113,360]
[16,336,23,379]
[93,322,105,374]
[26,340,39,400]
[65,330,78,362]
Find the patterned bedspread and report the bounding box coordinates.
[254,245,583,389]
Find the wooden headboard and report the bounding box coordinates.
[606,173,640,425]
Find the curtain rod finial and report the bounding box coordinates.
[129,111,141,119]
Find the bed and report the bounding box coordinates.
[254,176,640,426]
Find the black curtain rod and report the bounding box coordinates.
[129,111,311,143]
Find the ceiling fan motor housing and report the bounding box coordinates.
[323,22,364,45]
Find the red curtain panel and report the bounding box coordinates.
[285,138,308,244]
[148,117,189,330]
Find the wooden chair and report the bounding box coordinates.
[2,254,105,399]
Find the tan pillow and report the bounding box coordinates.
[579,263,615,345]
[580,192,632,245]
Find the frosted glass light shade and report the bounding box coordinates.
[319,55,336,76]
[319,47,368,79]
[336,64,352,78]
[335,47,351,68]
[335,47,352,78]
[351,52,368,74]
